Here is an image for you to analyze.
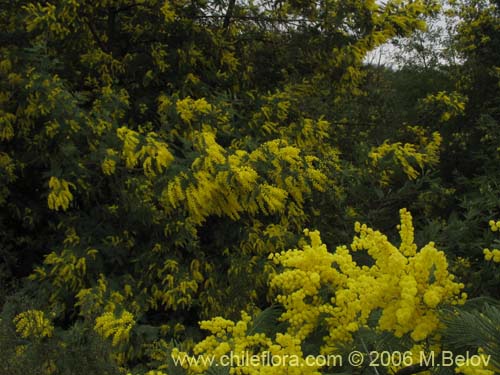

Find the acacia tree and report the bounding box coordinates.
[0,0,463,374]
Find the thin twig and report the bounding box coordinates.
[360,337,381,375]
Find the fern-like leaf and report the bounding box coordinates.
[440,302,500,370]
[247,305,284,337]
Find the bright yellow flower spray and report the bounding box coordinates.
[173,209,466,374]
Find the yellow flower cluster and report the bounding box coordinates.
[13,310,54,339]
[455,350,495,375]
[488,220,500,232]
[117,127,140,168]
[270,208,465,350]
[369,131,442,182]
[47,176,75,211]
[75,273,108,316]
[484,220,500,263]
[30,248,96,290]
[145,371,168,375]
[139,134,175,178]
[102,148,118,175]
[421,91,467,122]
[148,278,199,311]
[159,209,464,375]
[246,90,340,180]
[117,127,174,177]
[483,248,500,263]
[175,311,321,375]
[22,0,82,38]
[176,97,212,124]
[161,132,326,225]
[95,310,135,347]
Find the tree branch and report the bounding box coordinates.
[85,19,109,53]
[223,0,237,30]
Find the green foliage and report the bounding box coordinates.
[441,300,500,370]
[0,294,121,375]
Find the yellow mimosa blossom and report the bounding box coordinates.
[13,310,54,339]
[455,350,495,375]
[171,209,464,375]
[47,176,75,211]
[484,220,500,262]
[95,310,135,347]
